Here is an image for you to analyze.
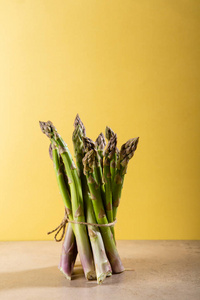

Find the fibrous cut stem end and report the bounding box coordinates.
[59,267,72,281]
[86,270,96,280]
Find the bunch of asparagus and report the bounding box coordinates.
[39,115,139,284]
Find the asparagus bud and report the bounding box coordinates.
[83,149,96,174]
[95,133,106,170]
[39,120,57,139]
[119,137,139,173]
[74,114,86,137]
[104,134,117,161]
[105,126,115,141]
[83,137,96,152]
[95,133,106,151]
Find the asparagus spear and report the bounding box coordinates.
[112,137,139,221]
[73,118,112,284]
[105,126,119,187]
[50,142,72,219]
[51,143,82,278]
[49,144,78,280]
[103,134,118,238]
[95,133,106,169]
[39,121,96,280]
[83,136,105,201]
[103,134,117,235]
[59,222,77,280]
[83,149,125,274]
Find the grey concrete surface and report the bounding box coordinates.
[0,240,199,300]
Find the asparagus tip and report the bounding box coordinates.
[74,114,86,136]
[104,133,117,159]
[120,137,139,167]
[39,120,55,139]
[39,121,45,133]
[83,137,96,152]
[95,132,106,150]
[105,126,115,141]
[82,149,97,174]
[72,124,85,144]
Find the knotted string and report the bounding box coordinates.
[47,209,117,242]
[47,212,68,242]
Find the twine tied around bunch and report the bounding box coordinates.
[47,211,68,242]
[47,209,117,242]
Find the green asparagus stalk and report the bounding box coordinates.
[105,126,119,187]
[95,133,106,169]
[59,222,77,280]
[85,191,112,283]
[49,143,71,195]
[83,136,105,201]
[112,137,139,221]
[39,121,96,280]
[83,149,125,274]
[73,117,112,284]
[103,134,118,238]
[49,144,78,280]
[50,142,72,218]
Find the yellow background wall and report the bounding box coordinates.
[0,0,199,241]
